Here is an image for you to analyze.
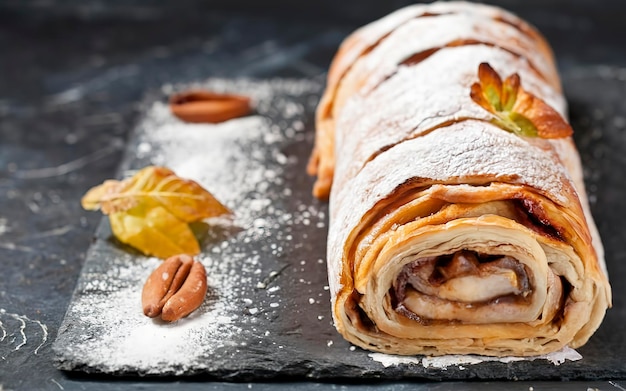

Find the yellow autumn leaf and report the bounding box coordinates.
[109,205,200,259]
[81,166,231,258]
[82,166,231,220]
[81,179,130,211]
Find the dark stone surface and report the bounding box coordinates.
[1,1,625,390]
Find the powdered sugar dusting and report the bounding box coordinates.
[345,13,556,101]
[333,44,566,194]
[66,256,241,374]
[54,78,327,375]
[369,353,421,368]
[421,346,582,368]
[369,346,582,369]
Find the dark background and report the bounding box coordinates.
[1,0,625,390]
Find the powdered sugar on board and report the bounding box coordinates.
[63,255,242,374]
[53,78,332,376]
[369,346,582,370]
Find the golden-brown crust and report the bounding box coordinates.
[312,2,611,357]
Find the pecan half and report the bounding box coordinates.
[169,90,251,123]
[142,254,208,322]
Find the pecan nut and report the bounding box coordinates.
[142,254,208,322]
[169,90,251,123]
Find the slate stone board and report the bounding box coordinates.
[53,71,626,381]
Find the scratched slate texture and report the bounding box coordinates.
[1,1,626,390]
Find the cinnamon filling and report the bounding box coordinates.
[393,250,531,316]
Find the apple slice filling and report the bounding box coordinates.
[393,250,532,320]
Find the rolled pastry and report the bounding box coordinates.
[309,2,611,356]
